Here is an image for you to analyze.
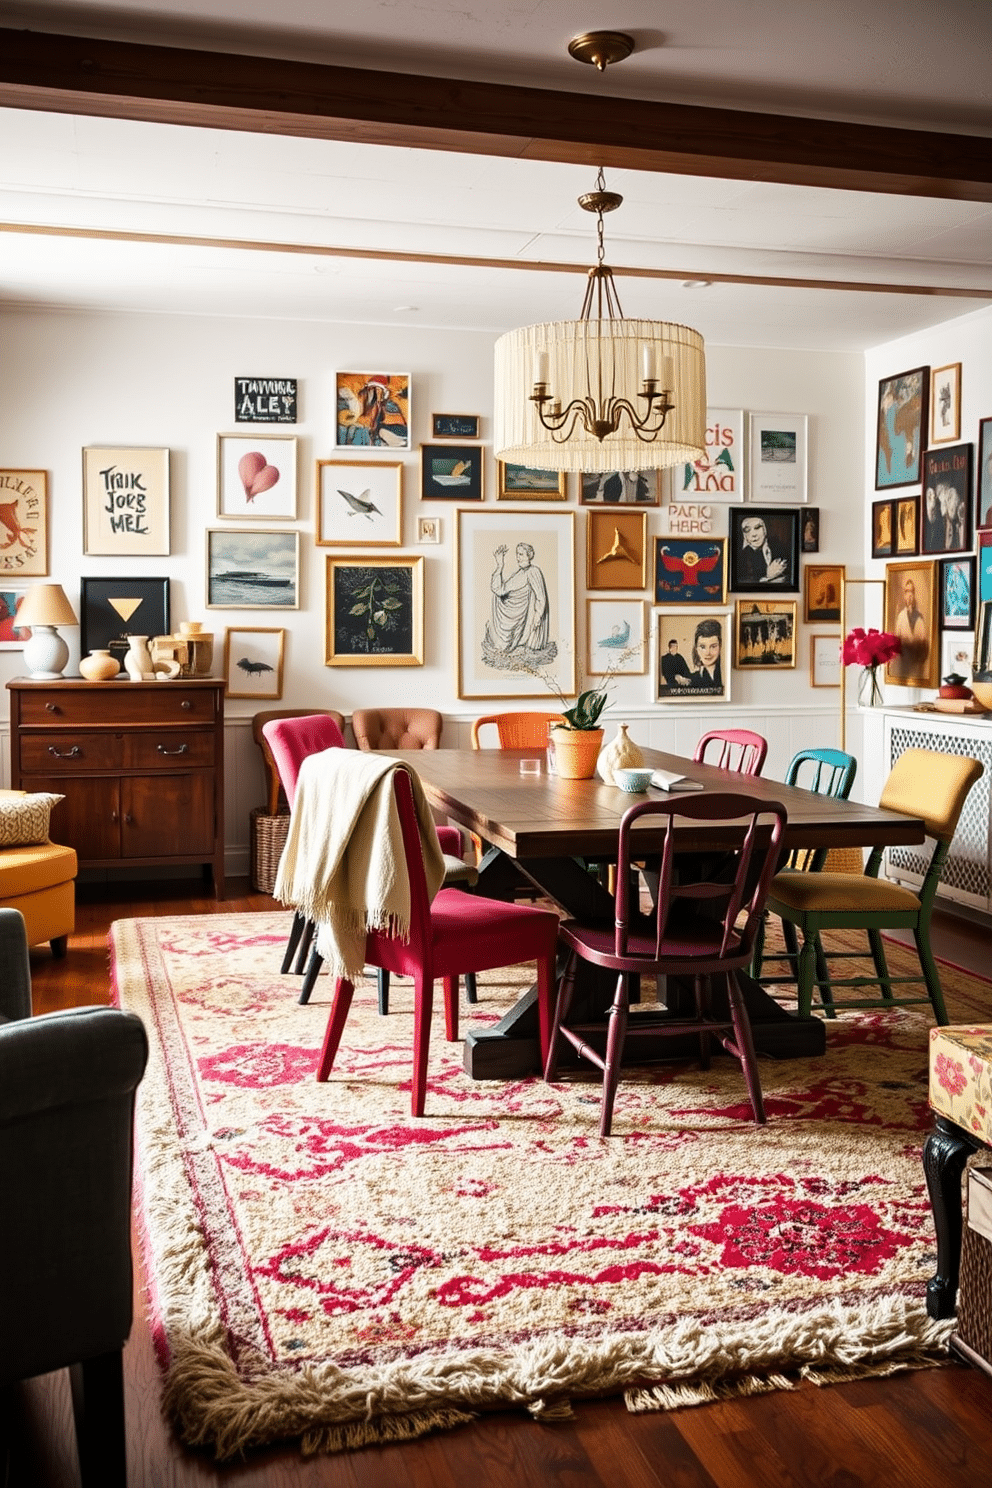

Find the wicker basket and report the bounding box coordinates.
[250,808,290,895]
[952,1162,992,1378]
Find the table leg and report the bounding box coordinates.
[923,1114,981,1319]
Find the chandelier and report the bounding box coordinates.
[494,170,707,474]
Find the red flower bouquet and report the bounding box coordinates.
[842,627,901,706]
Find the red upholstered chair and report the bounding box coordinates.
[316,764,560,1117]
[694,728,768,776]
[545,792,787,1136]
[252,708,346,816]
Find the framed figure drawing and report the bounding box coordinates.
[653,538,726,605]
[335,372,409,449]
[456,509,576,701]
[884,559,937,688]
[871,499,893,558]
[930,364,961,446]
[0,469,48,576]
[748,413,807,503]
[217,435,297,520]
[734,599,797,669]
[325,556,424,666]
[655,609,731,703]
[316,459,402,546]
[82,446,170,556]
[727,508,800,593]
[875,367,928,489]
[893,495,919,555]
[921,444,973,555]
[810,634,841,688]
[224,627,285,699]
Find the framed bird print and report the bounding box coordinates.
[223,626,285,699]
[653,537,727,605]
[217,435,297,520]
[316,460,402,546]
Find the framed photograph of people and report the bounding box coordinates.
[653,537,726,605]
[497,462,567,501]
[871,499,893,558]
[324,556,424,667]
[455,508,576,701]
[217,434,297,520]
[884,560,938,688]
[585,598,647,677]
[976,416,992,532]
[803,563,844,624]
[810,634,841,688]
[315,459,402,546]
[223,627,285,699]
[748,413,807,503]
[82,445,170,556]
[940,556,975,631]
[655,609,731,703]
[680,408,745,502]
[921,444,973,555]
[0,469,48,577]
[420,444,484,501]
[335,372,409,449]
[586,510,648,591]
[727,508,800,593]
[893,495,919,555]
[579,470,660,505]
[875,366,928,490]
[930,363,961,446]
[734,599,797,669]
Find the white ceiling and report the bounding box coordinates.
[2,1,991,351]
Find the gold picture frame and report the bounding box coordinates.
[884,559,938,688]
[586,509,648,591]
[497,461,567,501]
[324,555,424,667]
[810,633,841,688]
[223,626,285,699]
[315,459,402,546]
[803,563,844,623]
[733,599,797,669]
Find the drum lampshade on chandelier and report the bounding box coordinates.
[494,170,707,474]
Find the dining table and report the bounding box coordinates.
[386,744,929,1080]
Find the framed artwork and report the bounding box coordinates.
[82,446,170,556]
[455,509,576,701]
[977,603,992,678]
[893,495,919,555]
[234,377,297,424]
[217,434,297,520]
[325,556,424,667]
[579,470,660,505]
[727,508,800,593]
[585,598,647,677]
[803,563,844,623]
[316,459,402,546]
[206,529,300,610]
[871,499,893,558]
[653,537,726,605]
[748,413,807,503]
[977,416,992,532]
[875,366,928,489]
[734,599,797,669]
[420,444,484,501]
[497,462,567,501]
[80,576,169,666]
[335,372,409,449]
[921,444,973,555]
[810,634,841,688]
[940,556,975,631]
[586,510,648,591]
[801,508,820,553]
[416,515,441,544]
[980,532,992,607]
[679,408,745,502]
[0,590,29,649]
[432,413,480,439]
[930,363,961,446]
[884,560,938,688]
[223,626,285,699]
[942,630,975,684]
[0,469,48,576]
[655,609,732,703]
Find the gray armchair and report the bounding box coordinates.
[0,907,148,1487]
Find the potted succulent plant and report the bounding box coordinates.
[527,644,640,779]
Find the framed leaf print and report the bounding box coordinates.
[324,556,424,666]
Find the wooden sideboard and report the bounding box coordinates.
[7,677,225,898]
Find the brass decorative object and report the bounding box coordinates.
[567,31,635,70]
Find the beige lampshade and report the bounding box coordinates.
[16,583,79,628]
[494,317,707,474]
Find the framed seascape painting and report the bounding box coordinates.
[679,408,745,502]
[579,470,660,506]
[455,508,576,701]
[810,634,841,688]
[586,510,648,591]
[206,529,300,610]
[80,576,169,666]
[803,563,844,624]
[930,363,961,446]
[431,413,480,439]
[734,599,797,669]
[316,459,402,546]
[335,372,409,449]
[884,559,938,688]
[727,508,800,593]
[748,413,807,503]
[224,627,285,699]
[585,598,646,677]
[653,537,726,605]
[82,446,170,556]
[420,444,484,501]
[977,416,992,532]
[940,556,975,631]
[0,469,48,576]
[875,366,928,490]
[655,609,731,703]
[217,434,298,520]
[921,444,972,555]
[324,556,424,667]
[497,462,567,501]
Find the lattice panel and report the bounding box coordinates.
[887,725,992,907]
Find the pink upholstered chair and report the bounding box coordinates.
[694,728,768,776]
[316,763,560,1117]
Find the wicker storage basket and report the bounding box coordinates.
[952,1162,992,1378]
[250,808,290,895]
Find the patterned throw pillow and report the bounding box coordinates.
[0,793,65,847]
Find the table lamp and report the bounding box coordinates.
[16,583,79,678]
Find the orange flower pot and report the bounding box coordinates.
[552,728,604,780]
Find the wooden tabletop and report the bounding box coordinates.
[392,746,927,860]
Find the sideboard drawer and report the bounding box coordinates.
[123,732,215,769]
[19,733,124,772]
[17,686,216,727]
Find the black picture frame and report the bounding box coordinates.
[80,575,170,667]
[977,415,992,532]
[727,507,800,593]
[921,443,973,555]
[940,555,976,631]
[875,365,929,490]
[420,443,484,501]
[431,413,480,439]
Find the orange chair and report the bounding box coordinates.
[471,712,564,749]
[694,728,767,776]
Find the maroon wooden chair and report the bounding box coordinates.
[694,728,768,776]
[545,791,788,1136]
[316,764,560,1117]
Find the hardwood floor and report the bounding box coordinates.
[4,882,992,1487]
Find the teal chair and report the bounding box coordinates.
[763,748,982,1024]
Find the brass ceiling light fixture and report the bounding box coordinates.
[566,30,635,70]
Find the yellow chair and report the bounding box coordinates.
[0,791,76,958]
[471,712,564,749]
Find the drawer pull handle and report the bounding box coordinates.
[181,700,192,710]
[47,745,80,758]
[157,743,189,756]
[45,703,61,713]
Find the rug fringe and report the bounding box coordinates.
[626,1371,797,1412]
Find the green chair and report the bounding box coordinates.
[763,748,983,1024]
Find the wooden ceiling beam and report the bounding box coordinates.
[2,27,991,203]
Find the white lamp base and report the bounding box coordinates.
[23,624,69,679]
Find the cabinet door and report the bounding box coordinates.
[21,773,122,859]
[121,773,214,857]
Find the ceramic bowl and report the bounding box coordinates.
[969,681,992,710]
[614,767,653,793]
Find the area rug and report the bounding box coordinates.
[110,912,992,1459]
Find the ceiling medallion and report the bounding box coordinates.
[567,31,635,72]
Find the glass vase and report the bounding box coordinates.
[858,666,884,707]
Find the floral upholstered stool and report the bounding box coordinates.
[924,1024,992,1320]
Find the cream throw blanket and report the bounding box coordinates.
[273,751,446,984]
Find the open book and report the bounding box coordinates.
[650,768,705,793]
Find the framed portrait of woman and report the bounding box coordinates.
[727,508,800,593]
[655,608,732,703]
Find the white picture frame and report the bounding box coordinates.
[217,434,298,520]
[316,459,402,546]
[224,626,285,698]
[679,407,745,502]
[810,633,842,688]
[748,413,808,503]
[586,598,647,676]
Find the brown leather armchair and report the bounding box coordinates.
[352,708,443,751]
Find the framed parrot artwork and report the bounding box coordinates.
[653,537,727,605]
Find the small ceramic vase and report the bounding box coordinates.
[124,635,156,682]
[597,722,644,785]
[179,620,214,676]
[79,648,121,681]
